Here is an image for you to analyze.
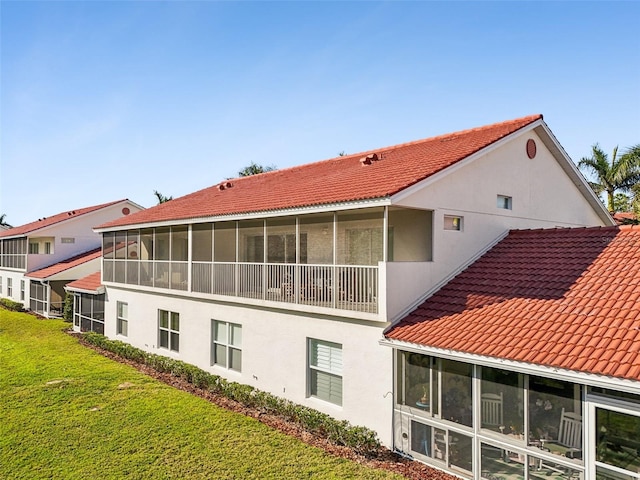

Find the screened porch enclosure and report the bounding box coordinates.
[102,206,433,314]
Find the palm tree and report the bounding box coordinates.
[578,144,640,212]
[153,190,173,204]
[0,214,11,228]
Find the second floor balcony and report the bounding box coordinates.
[102,206,435,320]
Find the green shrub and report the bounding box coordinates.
[0,298,25,312]
[80,332,382,457]
[63,293,74,322]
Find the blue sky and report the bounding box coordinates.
[1,1,639,227]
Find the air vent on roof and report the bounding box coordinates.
[360,153,379,165]
[218,181,234,191]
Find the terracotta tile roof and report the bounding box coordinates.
[613,211,638,225]
[26,248,102,280]
[98,115,542,229]
[0,200,127,239]
[65,272,103,294]
[385,225,640,382]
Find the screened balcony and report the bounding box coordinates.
[102,206,433,316]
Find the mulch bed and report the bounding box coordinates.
[70,331,456,480]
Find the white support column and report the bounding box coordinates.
[187,224,193,292]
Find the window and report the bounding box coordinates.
[20,280,25,301]
[443,215,463,231]
[61,237,75,244]
[7,278,12,297]
[29,242,39,254]
[308,338,342,406]
[0,276,3,294]
[596,408,640,476]
[212,320,242,372]
[497,194,512,210]
[45,242,52,254]
[117,302,128,336]
[158,310,179,352]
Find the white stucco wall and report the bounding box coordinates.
[93,129,611,451]
[0,271,28,304]
[26,200,143,272]
[103,287,395,446]
[384,131,609,319]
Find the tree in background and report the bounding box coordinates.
[613,193,632,213]
[632,183,640,216]
[578,144,640,212]
[0,214,12,228]
[153,190,173,204]
[238,162,276,177]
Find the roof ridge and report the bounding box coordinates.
[0,199,129,238]
[224,114,544,184]
[508,225,621,235]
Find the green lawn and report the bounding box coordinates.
[0,310,402,480]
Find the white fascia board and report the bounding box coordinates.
[379,338,640,395]
[0,232,28,241]
[389,119,545,204]
[94,198,391,233]
[533,122,614,225]
[64,285,105,295]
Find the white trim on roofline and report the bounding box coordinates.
[389,119,614,226]
[93,198,392,232]
[389,119,545,203]
[379,338,640,395]
[64,285,105,295]
[387,228,511,324]
[533,122,613,225]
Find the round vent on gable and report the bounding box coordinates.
[526,139,537,159]
[122,207,131,215]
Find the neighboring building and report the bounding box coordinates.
[0,200,143,316]
[384,225,640,480]
[88,113,613,452]
[65,272,105,334]
[613,211,638,225]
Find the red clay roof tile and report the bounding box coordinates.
[0,200,127,238]
[97,115,542,230]
[385,225,640,382]
[65,272,103,293]
[26,248,101,279]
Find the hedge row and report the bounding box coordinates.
[82,332,381,457]
[0,298,25,312]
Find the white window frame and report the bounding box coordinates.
[443,215,463,231]
[0,276,3,294]
[45,242,52,254]
[158,309,179,352]
[7,277,12,297]
[308,338,343,406]
[117,302,128,336]
[29,242,39,254]
[211,320,242,372]
[497,194,513,210]
[20,280,25,301]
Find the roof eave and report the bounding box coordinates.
[380,338,640,394]
[94,197,392,233]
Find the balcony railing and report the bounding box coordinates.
[105,259,378,314]
[192,262,378,314]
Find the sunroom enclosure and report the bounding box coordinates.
[394,350,640,480]
[101,207,433,315]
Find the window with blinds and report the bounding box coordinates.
[308,339,343,406]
